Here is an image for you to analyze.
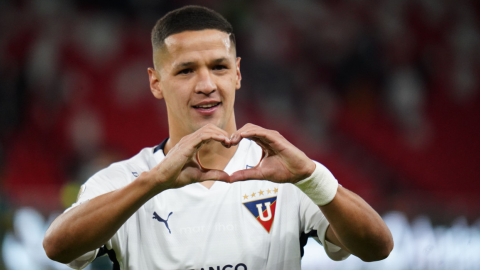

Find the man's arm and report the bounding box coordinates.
[321,186,393,261]
[229,123,393,262]
[43,124,232,263]
[43,177,159,263]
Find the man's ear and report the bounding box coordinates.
[235,57,242,90]
[148,67,163,100]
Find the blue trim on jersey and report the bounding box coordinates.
[299,230,318,257]
[95,245,120,270]
[153,138,169,154]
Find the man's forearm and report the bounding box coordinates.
[43,176,159,263]
[320,186,393,261]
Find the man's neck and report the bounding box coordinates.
[197,140,238,170]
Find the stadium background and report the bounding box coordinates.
[0,0,479,269]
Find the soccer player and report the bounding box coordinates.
[43,6,393,270]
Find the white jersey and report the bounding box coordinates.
[67,139,349,270]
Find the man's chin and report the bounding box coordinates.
[191,119,224,131]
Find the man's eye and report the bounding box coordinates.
[212,65,227,70]
[177,69,193,75]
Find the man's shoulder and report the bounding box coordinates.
[92,146,160,181]
[73,146,161,202]
[123,146,160,170]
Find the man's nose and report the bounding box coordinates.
[195,69,216,95]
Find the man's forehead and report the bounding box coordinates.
[164,29,232,51]
[154,29,234,69]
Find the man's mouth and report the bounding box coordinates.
[192,102,221,109]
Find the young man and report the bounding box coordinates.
[43,6,393,270]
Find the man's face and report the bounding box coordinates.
[148,29,241,136]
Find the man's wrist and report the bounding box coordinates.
[294,161,339,206]
[135,172,166,198]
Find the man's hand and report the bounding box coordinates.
[228,123,316,184]
[144,123,232,192]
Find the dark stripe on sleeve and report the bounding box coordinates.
[299,230,318,257]
[95,245,120,270]
[95,246,108,258]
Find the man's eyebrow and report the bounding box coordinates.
[174,61,195,69]
[212,57,229,64]
[174,58,230,69]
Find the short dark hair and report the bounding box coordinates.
[151,5,235,50]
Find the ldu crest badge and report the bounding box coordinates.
[243,196,277,233]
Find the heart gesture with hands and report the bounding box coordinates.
[145,123,316,194]
[228,123,316,184]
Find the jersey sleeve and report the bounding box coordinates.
[70,163,130,207]
[65,250,98,270]
[298,188,350,261]
[64,163,130,269]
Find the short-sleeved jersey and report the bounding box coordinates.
[66,139,349,270]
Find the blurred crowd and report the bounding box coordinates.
[302,211,480,270]
[0,0,479,269]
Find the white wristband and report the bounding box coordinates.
[295,161,339,206]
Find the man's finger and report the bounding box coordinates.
[203,123,230,137]
[230,168,265,182]
[197,123,231,143]
[191,132,231,150]
[247,135,274,151]
[230,126,280,147]
[240,130,276,144]
[198,169,231,182]
[229,123,263,144]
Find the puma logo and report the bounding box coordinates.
[153,211,173,234]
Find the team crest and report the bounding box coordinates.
[243,196,277,233]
